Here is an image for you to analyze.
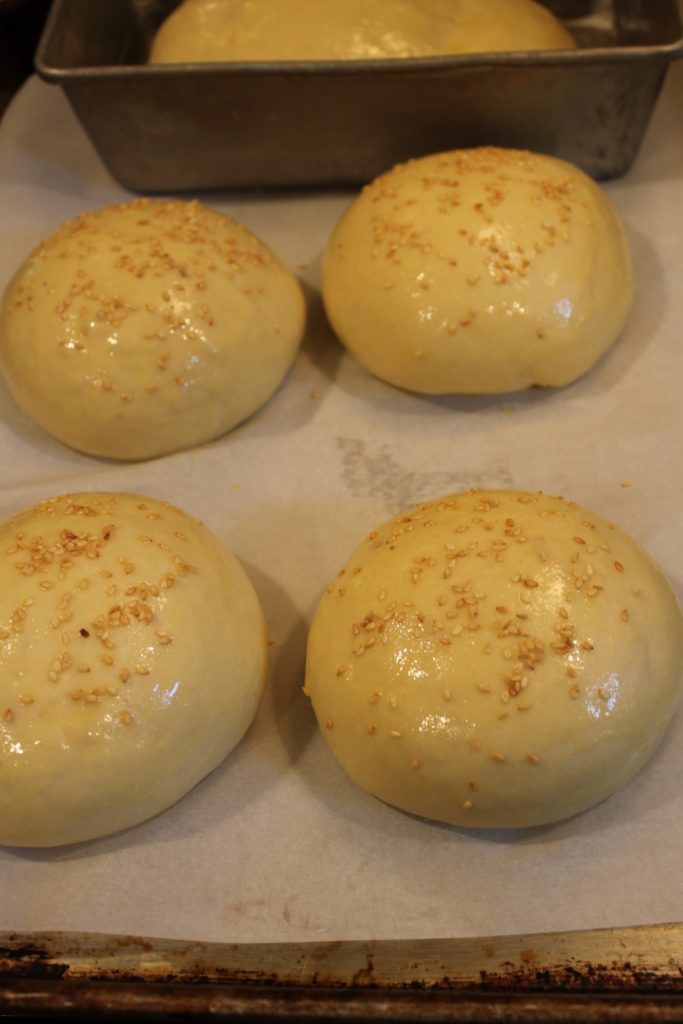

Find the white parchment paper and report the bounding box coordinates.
[0,66,681,945]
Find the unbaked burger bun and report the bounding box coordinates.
[0,199,305,460]
[305,490,683,828]
[149,0,575,63]
[322,147,633,393]
[0,492,268,847]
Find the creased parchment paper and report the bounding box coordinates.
[0,66,681,945]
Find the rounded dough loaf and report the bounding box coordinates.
[0,492,268,847]
[322,147,633,394]
[149,0,575,63]
[305,490,683,828]
[0,199,305,460]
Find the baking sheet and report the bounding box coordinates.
[0,67,681,947]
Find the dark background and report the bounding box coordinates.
[0,0,51,115]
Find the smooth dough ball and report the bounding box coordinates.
[322,147,633,393]
[0,492,268,847]
[149,0,575,63]
[0,199,305,460]
[305,490,683,828]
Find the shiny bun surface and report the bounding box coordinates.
[305,490,682,827]
[323,147,632,394]
[0,199,305,459]
[0,491,268,847]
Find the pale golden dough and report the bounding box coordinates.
[322,147,633,394]
[0,492,268,847]
[149,0,576,63]
[305,490,683,828]
[0,199,305,460]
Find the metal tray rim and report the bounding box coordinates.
[35,42,683,83]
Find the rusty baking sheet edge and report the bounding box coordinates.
[2,923,683,1021]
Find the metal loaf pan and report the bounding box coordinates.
[35,0,683,192]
